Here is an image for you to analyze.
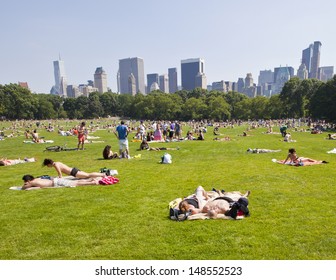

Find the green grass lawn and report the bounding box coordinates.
[0,120,335,260]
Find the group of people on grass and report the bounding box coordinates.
[1,119,333,195]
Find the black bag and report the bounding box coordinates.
[169,208,191,221]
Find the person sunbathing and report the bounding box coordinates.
[327,133,336,140]
[42,158,105,178]
[21,174,100,190]
[247,148,281,153]
[139,139,179,151]
[0,157,36,166]
[178,186,210,215]
[276,148,328,166]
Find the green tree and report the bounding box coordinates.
[310,76,336,121]
[206,95,231,121]
[181,97,207,120]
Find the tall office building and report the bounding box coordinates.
[310,41,322,79]
[94,67,107,93]
[181,58,205,91]
[244,73,254,88]
[159,74,169,93]
[168,67,178,93]
[302,44,313,74]
[118,57,145,95]
[318,66,334,82]
[302,41,322,79]
[51,57,67,97]
[273,66,294,94]
[212,81,226,92]
[297,63,309,80]
[195,72,207,89]
[237,78,245,93]
[147,73,159,93]
[258,70,274,86]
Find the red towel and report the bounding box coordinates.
[99,176,119,185]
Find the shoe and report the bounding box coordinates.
[322,160,329,164]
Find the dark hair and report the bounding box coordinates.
[102,145,111,159]
[0,161,5,166]
[81,121,86,126]
[22,174,35,182]
[289,148,296,154]
[121,121,125,125]
[43,158,54,166]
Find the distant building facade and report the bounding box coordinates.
[147,73,159,93]
[273,66,294,94]
[159,74,169,93]
[51,57,67,97]
[302,41,322,79]
[94,67,107,93]
[118,57,145,94]
[168,67,178,93]
[181,58,205,91]
[318,66,334,82]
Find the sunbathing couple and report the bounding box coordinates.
[178,186,250,219]
[21,159,107,190]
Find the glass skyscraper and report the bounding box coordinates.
[118,57,145,95]
[181,58,205,91]
[168,67,178,93]
[51,57,67,97]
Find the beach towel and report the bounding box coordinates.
[98,176,119,185]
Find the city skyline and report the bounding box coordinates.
[0,0,335,94]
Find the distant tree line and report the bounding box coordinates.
[0,75,335,121]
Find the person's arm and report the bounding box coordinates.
[283,154,290,163]
[53,162,63,178]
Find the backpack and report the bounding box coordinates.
[168,197,191,221]
[161,153,172,164]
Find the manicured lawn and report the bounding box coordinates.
[0,120,335,260]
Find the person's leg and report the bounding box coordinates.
[76,170,104,178]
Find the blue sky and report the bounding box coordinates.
[1,0,335,93]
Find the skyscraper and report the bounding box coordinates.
[159,74,169,93]
[297,63,308,80]
[318,66,334,82]
[310,41,322,79]
[118,57,145,95]
[181,58,205,91]
[94,67,107,93]
[302,44,313,74]
[302,41,322,79]
[147,73,159,93]
[168,67,178,93]
[51,57,67,97]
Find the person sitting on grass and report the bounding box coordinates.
[43,158,105,178]
[139,139,179,151]
[276,148,328,166]
[102,145,119,159]
[21,174,101,190]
